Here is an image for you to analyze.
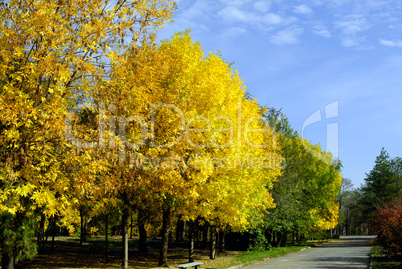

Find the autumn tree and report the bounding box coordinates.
[105,31,282,266]
[0,0,175,267]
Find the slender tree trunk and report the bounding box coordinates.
[37,213,45,251]
[219,230,225,253]
[51,216,56,252]
[105,213,109,263]
[275,233,281,248]
[203,224,208,248]
[188,220,195,262]
[195,222,199,247]
[176,217,184,242]
[122,206,129,269]
[80,209,84,247]
[159,205,171,267]
[84,215,88,241]
[130,214,133,239]
[138,210,148,254]
[210,226,217,260]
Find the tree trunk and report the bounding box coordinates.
[130,214,133,239]
[138,210,148,254]
[122,206,129,269]
[176,217,184,242]
[84,215,88,241]
[51,216,56,252]
[210,226,217,260]
[105,213,109,263]
[188,220,195,262]
[37,213,45,251]
[80,209,84,247]
[219,230,226,253]
[275,232,283,248]
[159,205,171,267]
[202,224,208,248]
[195,222,199,247]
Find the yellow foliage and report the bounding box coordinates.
[0,0,176,237]
[106,31,282,231]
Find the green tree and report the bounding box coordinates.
[264,109,342,244]
[362,148,400,221]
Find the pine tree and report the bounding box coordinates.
[362,148,400,221]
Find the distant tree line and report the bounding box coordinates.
[335,148,402,257]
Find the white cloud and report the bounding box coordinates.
[336,17,369,35]
[219,0,253,7]
[293,4,313,15]
[328,0,349,7]
[218,6,254,23]
[313,28,331,38]
[311,22,331,38]
[253,1,271,12]
[263,13,282,25]
[379,39,402,47]
[181,0,211,20]
[342,38,359,47]
[270,27,304,45]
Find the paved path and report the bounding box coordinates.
[244,236,376,269]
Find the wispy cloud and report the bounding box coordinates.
[293,4,313,15]
[218,6,255,23]
[263,13,282,25]
[379,39,402,47]
[314,29,331,38]
[270,27,304,45]
[218,0,253,7]
[253,1,271,12]
[312,23,331,38]
[171,0,402,49]
[335,16,369,35]
[341,38,359,47]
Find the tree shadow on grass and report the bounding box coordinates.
[21,236,238,268]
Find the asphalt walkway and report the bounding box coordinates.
[244,235,376,269]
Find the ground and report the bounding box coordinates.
[22,236,242,269]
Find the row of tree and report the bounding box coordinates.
[0,1,342,268]
[336,149,402,236]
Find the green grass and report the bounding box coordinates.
[235,243,316,266]
[370,241,402,269]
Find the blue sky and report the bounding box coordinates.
[157,0,402,188]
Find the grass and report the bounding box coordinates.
[370,241,402,269]
[234,243,316,266]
